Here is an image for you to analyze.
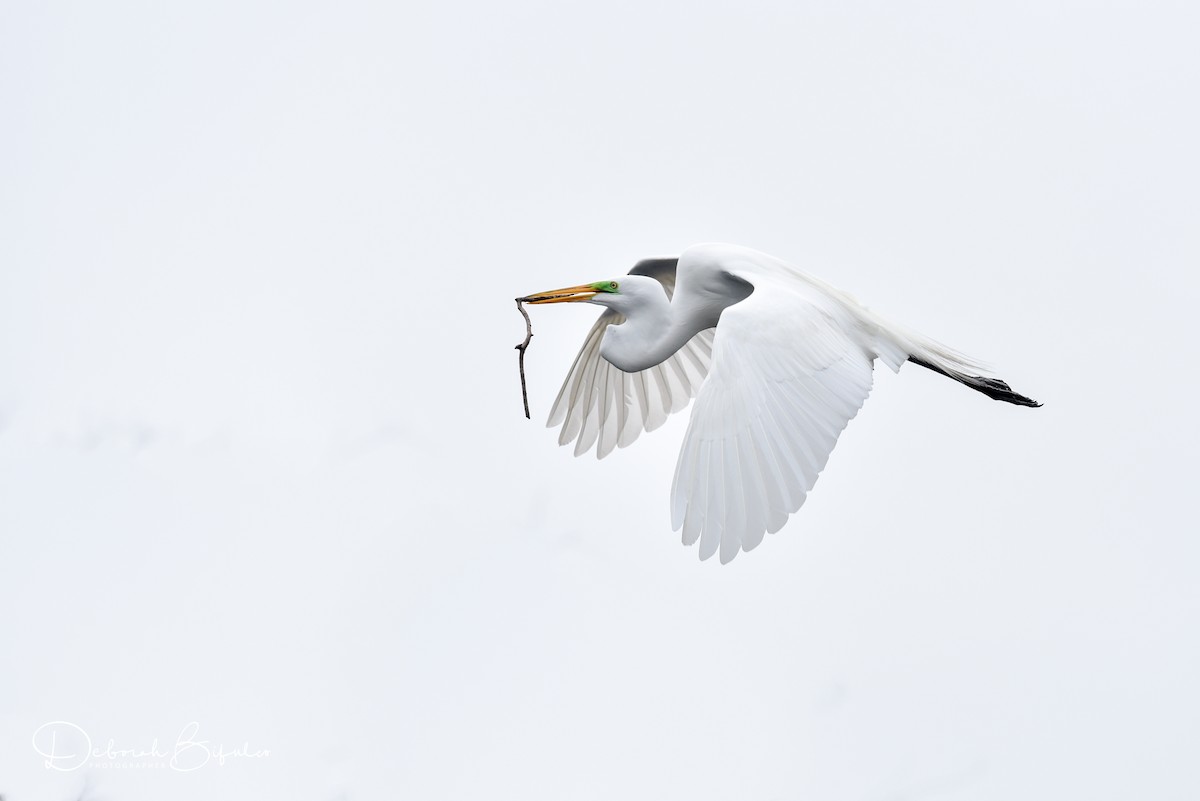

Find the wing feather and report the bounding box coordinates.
[699,439,724,561]
[672,272,875,563]
[547,259,715,459]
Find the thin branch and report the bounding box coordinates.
[514,298,533,419]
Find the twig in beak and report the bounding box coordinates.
[514,299,533,419]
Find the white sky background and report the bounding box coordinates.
[1,1,1198,799]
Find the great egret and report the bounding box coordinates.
[521,243,1039,563]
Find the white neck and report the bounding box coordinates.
[599,293,704,373]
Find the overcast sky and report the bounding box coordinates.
[2,1,1198,800]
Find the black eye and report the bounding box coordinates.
[610,281,619,289]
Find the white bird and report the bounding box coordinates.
[520,243,1039,563]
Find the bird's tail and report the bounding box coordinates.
[868,314,1042,408]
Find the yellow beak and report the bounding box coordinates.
[517,284,599,304]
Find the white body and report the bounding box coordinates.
[547,243,1006,563]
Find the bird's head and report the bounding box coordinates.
[519,279,620,306]
[518,275,662,312]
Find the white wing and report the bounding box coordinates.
[548,259,716,459]
[670,267,876,563]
